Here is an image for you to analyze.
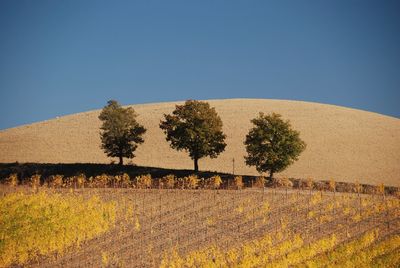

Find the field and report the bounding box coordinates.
[1,99,399,267]
[1,99,400,186]
[1,179,399,267]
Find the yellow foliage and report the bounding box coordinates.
[267,234,336,267]
[135,174,152,189]
[308,210,316,219]
[160,227,398,268]
[4,173,18,186]
[206,216,215,226]
[114,173,131,188]
[162,174,176,189]
[329,179,336,192]
[326,202,334,211]
[317,214,332,224]
[280,217,288,230]
[134,217,141,231]
[91,174,110,188]
[209,175,223,189]
[74,173,86,188]
[305,229,379,267]
[48,174,64,188]
[352,214,361,222]
[0,191,115,267]
[184,175,199,189]
[376,183,385,195]
[310,192,322,205]
[262,201,270,214]
[234,176,244,189]
[386,198,400,209]
[235,204,244,214]
[343,206,351,215]
[101,251,124,268]
[354,181,363,193]
[361,197,371,208]
[160,233,305,267]
[371,241,400,267]
[29,174,41,189]
[343,234,400,267]
[102,251,110,267]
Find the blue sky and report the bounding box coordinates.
[0,0,399,130]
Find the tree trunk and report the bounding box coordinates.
[269,169,274,180]
[119,155,123,166]
[194,157,199,172]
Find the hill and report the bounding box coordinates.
[0,99,399,186]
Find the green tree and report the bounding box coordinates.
[99,100,146,165]
[160,100,227,172]
[244,112,306,179]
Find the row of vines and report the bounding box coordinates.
[2,172,398,196]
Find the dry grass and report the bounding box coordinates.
[0,99,399,186]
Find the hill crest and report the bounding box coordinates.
[1,99,399,186]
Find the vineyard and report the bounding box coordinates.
[0,175,399,267]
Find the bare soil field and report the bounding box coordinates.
[0,99,399,186]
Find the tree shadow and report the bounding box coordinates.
[0,162,252,184]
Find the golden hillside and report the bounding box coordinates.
[0,99,399,186]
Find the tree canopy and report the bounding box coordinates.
[159,100,226,172]
[244,112,306,179]
[99,100,146,165]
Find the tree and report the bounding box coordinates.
[160,100,227,172]
[99,100,146,165]
[244,112,306,179]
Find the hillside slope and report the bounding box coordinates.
[0,99,399,186]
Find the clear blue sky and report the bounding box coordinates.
[1,0,399,130]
